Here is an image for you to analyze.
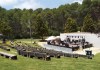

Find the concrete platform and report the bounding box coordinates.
[38,42,100,55]
[38,42,72,53]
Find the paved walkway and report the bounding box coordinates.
[38,42,72,53]
[38,42,100,55]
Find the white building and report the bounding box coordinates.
[60,32,100,48]
[60,32,88,41]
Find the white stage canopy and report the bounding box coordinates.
[45,36,56,41]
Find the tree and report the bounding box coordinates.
[82,0,91,9]
[64,17,77,32]
[7,9,22,38]
[35,14,48,40]
[82,14,96,32]
[0,0,100,39]
[94,20,100,33]
[20,9,34,38]
[0,21,12,37]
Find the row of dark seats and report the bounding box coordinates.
[64,53,93,59]
[17,49,51,61]
[0,46,10,51]
[72,46,79,51]
[82,44,93,49]
[15,45,63,61]
[0,52,17,60]
[15,43,64,57]
[16,45,93,60]
[11,42,93,60]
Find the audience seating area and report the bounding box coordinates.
[0,41,93,61]
[10,42,93,60]
[15,44,63,61]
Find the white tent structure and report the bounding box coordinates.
[45,36,56,41]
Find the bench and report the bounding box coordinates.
[0,52,17,60]
[0,46,10,51]
[34,52,51,61]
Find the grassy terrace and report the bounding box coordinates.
[0,39,100,70]
[15,39,41,47]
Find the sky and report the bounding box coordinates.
[0,0,83,10]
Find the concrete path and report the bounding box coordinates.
[38,42,100,55]
[38,42,72,53]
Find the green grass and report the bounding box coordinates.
[15,39,41,47]
[0,39,100,70]
[15,39,40,43]
[0,52,100,70]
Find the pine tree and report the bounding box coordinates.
[64,17,77,33]
[82,14,96,32]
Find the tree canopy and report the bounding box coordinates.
[0,0,100,39]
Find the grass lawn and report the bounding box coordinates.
[0,39,100,70]
[15,39,41,47]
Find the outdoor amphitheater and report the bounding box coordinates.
[0,32,100,70]
[1,32,100,60]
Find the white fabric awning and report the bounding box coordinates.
[45,36,56,41]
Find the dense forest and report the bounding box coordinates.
[0,0,100,39]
